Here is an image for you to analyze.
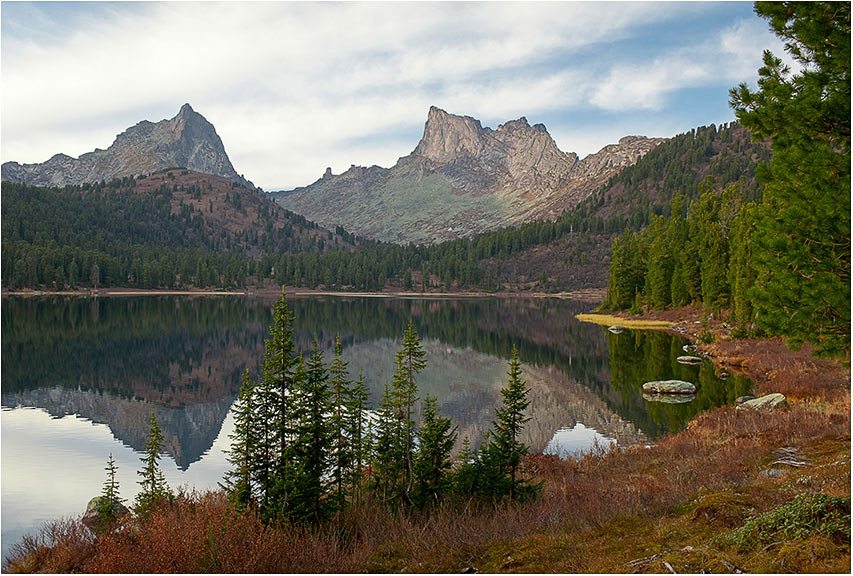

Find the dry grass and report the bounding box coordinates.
[575,313,672,329]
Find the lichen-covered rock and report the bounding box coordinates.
[82,496,129,532]
[642,380,696,394]
[737,393,788,412]
[643,392,696,404]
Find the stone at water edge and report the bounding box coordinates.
[676,355,703,365]
[82,496,129,531]
[608,325,624,334]
[737,393,788,412]
[642,380,696,394]
[643,392,696,404]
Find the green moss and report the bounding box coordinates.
[724,493,851,552]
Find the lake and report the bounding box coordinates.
[1,294,751,557]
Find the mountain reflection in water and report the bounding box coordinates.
[2,295,754,559]
[2,295,751,466]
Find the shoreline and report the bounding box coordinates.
[1,286,607,302]
[587,306,850,402]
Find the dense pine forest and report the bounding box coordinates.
[604,2,850,359]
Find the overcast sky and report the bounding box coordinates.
[2,1,789,191]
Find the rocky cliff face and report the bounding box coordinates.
[2,104,254,189]
[271,106,662,244]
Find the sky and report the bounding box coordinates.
[1,1,792,191]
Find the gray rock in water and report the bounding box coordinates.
[676,355,703,365]
[82,496,129,532]
[608,325,624,334]
[642,380,696,394]
[737,393,788,412]
[682,344,699,353]
[643,392,696,404]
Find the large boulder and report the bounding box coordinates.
[643,392,696,404]
[642,380,696,394]
[736,393,788,412]
[82,496,129,532]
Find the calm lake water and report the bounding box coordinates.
[1,294,751,557]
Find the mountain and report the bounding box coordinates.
[1,104,254,190]
[2,169,357,289]
[270,106,663,244]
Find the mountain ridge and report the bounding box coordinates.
[1,104,255,190]
[271,106,662,244]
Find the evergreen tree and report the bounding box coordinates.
[222,369,256,507]
[482,346,540,502]
[393,319,426,501]
[412,395,457,509]
[136,412,171,511]
[730,1,850,357]
[345,372,371,506]
[328,335,352,510]
[372,380,405,505]
[289,341,333,525]
[99,452,126,522]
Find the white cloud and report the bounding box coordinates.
[1,2,778,190]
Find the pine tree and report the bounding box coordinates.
[345,372,371,506]
[372,380,404,505]
[222,369,256,507]
[482,346,540,502]
[393,319,426,501]
[289,340,333,525]
[328,335,352,511]
[136,412,171,511]
[412,395,457,509]
[730,1,850,357]
[99,452,125,521]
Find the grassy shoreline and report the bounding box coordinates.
[1,286,607,301]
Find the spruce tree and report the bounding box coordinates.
[328,335,352,510]
[483,346,541,500]
[483,345,540,502]
[222,369,256,507]
[99,453,125,520]
[289,340,333,525]
[345,372,371,506]
[730,1,850,357]
[136,412,171,511]
[393,319,426,501]
[412,395,457,509]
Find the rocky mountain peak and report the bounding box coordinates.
[412,106,489,163]
[2,104,254,190]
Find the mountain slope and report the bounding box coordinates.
[270,106,662,244]
[1,169,355,289]
[1,104,254,189]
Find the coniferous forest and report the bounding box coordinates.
[604,2,850,359]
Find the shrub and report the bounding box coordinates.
[725,492,851,551]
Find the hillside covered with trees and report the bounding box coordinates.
[603,1,850,359]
